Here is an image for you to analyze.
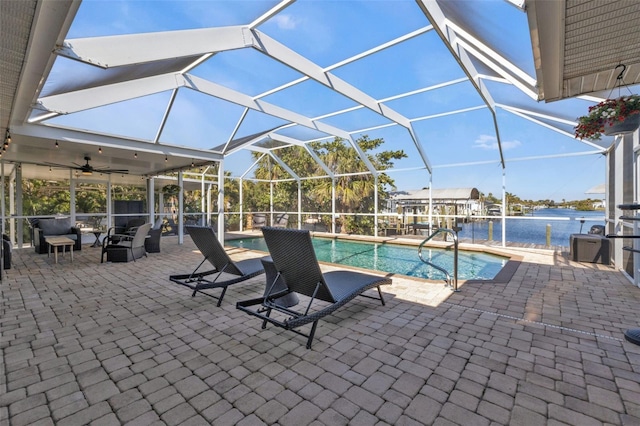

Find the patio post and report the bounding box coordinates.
[270,181,274,226]
[502,169,506,247]
[15,164,23,248]
[239,177,243,232]
[178,171,184,245]
[106,178,112,230]
[331,178,336,234]
[207,182,213,229]
[428,174,433,234]
[9,167,15,246]
[217,163,225,244]
[374,175,378,237]
[70,172,76,227]
[147,177,155,224]
[298,181,302,230]
[201,172,206,226]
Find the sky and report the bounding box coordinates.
[41,0,622,202]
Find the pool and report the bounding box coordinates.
[226,236,509,281]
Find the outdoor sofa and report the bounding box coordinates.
[33,217,82,254]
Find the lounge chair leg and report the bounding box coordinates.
[261,307,272,329]
[306,321,319,349]
[217,287,227,307]
[377,286,385,306]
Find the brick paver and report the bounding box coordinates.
[1,235,640,425]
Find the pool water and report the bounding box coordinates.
[226,237,508,281]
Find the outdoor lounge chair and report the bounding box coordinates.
[169,226,267,306]
[236,227,392,349]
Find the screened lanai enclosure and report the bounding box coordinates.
[2,0,640,284]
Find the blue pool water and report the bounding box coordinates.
[226,237,509,281]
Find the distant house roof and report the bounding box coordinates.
[390,188,480,202]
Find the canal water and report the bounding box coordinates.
[456,208,605,247]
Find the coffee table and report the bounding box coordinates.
[45,236,74,264]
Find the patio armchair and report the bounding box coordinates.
[144,218,164,253]
[105,218,146,244]
[252,213,267,230]
[101,222,152,263]
[273,213,289,228]
[236,227,392,349]
[169,226,267,306]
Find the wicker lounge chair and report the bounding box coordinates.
[170,226,266,306]
[237,227,392,349]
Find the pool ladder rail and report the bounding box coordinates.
[418,228,459,292]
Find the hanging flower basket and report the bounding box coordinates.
[574,94,640,140]
[603,113,640,136]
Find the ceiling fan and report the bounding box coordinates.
[46,156,129,175]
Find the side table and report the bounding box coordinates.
[80,227,106,247]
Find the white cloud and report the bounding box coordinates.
[273,14,298,30]
[473,134,521,150]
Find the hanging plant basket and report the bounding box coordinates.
[574,94,640,140]
[603,113,640,136]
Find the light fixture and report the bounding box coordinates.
[82,170,93,176]
[165,156,168,163]
[191,160,195,167]
[5,129,11,144]
[49,166,52,172]
[55,141,59,148]
[98,147,102,154]
[134,152,137,158]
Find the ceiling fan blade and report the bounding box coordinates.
[44,161,80,170]
[97,169,129,174]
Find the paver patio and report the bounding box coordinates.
[1,236,639,425]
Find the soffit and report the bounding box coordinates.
[0,0,37,132]
[529,0,640,101]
